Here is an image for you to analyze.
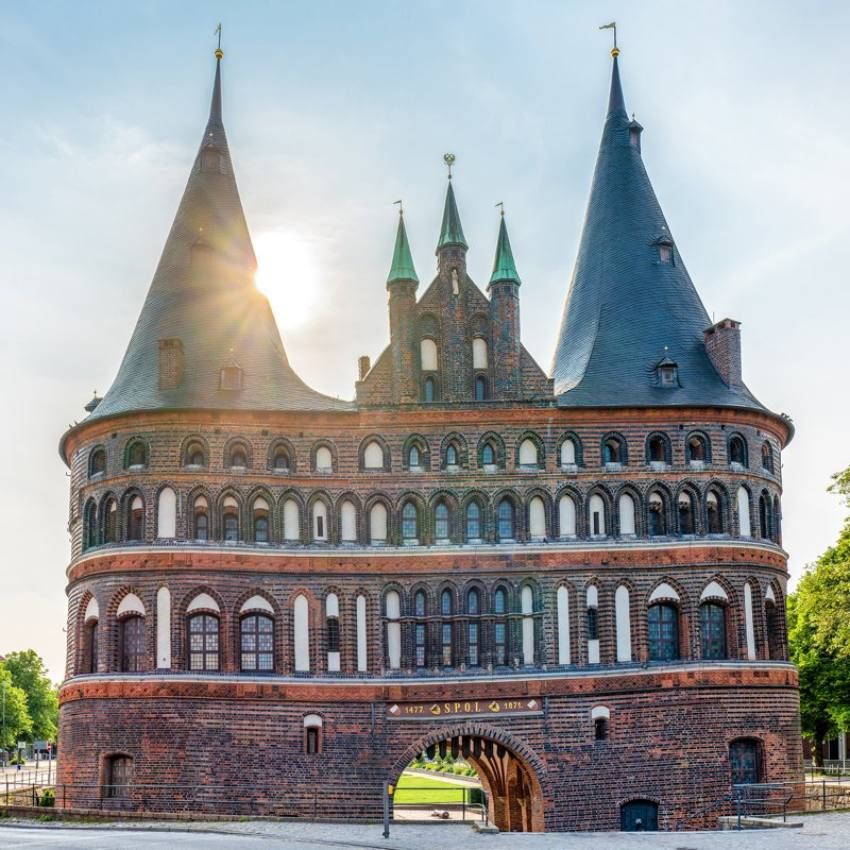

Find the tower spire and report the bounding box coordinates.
[436,154,468,252]
[209,28,223,127]
[387,204,418,285]
[489,208,521,287]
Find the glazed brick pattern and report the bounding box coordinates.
[57,669,802,831]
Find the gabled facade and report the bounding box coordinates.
[57,46,800,833]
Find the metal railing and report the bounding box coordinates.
[391,784,487,824]
[733,776,850,824]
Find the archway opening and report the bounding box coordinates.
[392,731,543,832]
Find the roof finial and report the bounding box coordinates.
[214,23,223,59]
[443,152,456,180]
[393,199,403,216]
[496,201,505,217]
[599,21,619,57]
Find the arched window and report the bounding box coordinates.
[465,501,482,541]
[440,589,453,667]
[615,585,632,662]
[518,438,539,467]
[315,446,333,472]
[467,587,480,615]
[497,499,515,541]
[385,590,402,669]
[474,375,488,401]
[557,586,571,665]
[420,338,438,371]
[482,442,496,466]
[687,433,708,463]
[188,613,219,671]
[619,493,636,536]
[700,602,727,659]
[559,494,577,538]
[586,585,599,664]
[472,337,488,369]
[369,503,388,544]
[120,615,145,672]
[240,614,274,672]
[648,492,666,536]
[528,496,546,540]
[83,499,98,550]
[730,739,762,785]
[646,434,668,464]
[706,490,723,534]
[340,500,357,543]
[729,434,748,467]
[560,438,576,467]
[272,445,291,472]
[423,376,436,402]
[408,444,420,468]
[647,603,679,661]
[83,615,99,674]
[521,586,535,665]
[494,587,508,666]
[678,492,695,535]
[184,440,206,467]
[589,494,606,537]
[103,497,118,543]
[89,447,106,477]
[737,487,752,537]
[401,502,418,543]
[326,593,340,672]
[293,594,310,672]
[313,500,328,541]
[127,495,144,541]
[222,496,239,542]
[193,496,209,540]
[773,495,782,544]
[434,501,450,542]
[445,443,459,467]
[765,597,783,660]
[759,492,772,540]
[127,440,147,468]
[157,487,176,539]
[363,440,384,470]
[761,442,773,473]
[602,435,625,465]
[283,499,300,541]
[253,497,270,543]
[441,588,452,615]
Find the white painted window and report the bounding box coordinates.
[240,595,274,614]
[294,594,310,672]
[356,594,367,672]
[187,592,219,613]
[363,441,384,469]
[369,503,388,543]
[284,499,300,541]
[385,591,401,670]
[313,501,328,541]
[560,439,576,466]
[559,494,576,537]
[156,587,171,669]
[615,585,631,662]
[340,500,357,542]
[84,597,100,621]
[737,487,752,537]
[557,586,570,665]
[472,337,488,369]
[326,593,340,672]
[589,494,606,537]
[521,586,535,666]
[420,338,438,371]
[528,496,546,540]
[315,446,332,472]
[157,487,177,539]
[744,582,756,660]
[116,593,145,617]
[618,493,636,536]
[518,438,538,466]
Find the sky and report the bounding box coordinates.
[1,1,849,681]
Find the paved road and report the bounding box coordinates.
[3,814,850,850]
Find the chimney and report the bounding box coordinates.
[704,319,742,388]
[358,355,371,380]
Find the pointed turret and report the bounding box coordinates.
[550,50,764,412]
[387,211,418,285]
[436,180,468,252]
[84,49,350,422]
[489,213,521,287]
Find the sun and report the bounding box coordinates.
[253,230,321,331]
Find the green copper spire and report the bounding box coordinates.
[387,209,418,285]
[436,180,468,251]
[489,212,521,287]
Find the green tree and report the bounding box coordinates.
[0,663,32,750]
[2,650,59,742]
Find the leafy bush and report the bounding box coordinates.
[38,788,56,807]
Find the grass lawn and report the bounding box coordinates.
[394,771,473,805]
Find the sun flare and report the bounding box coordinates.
[254,230,321,331]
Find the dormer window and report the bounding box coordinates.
[659,244,672,263]
[653,231,674,265]
[656,355,678,387]
[627,117,643,150]
[220,365,243,391]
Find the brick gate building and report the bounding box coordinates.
[57,45,801,831]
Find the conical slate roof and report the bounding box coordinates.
[551,54,765,412]
[387,212,418,284]
[86,54,350,421]
[489,214,521,286]
[436,181,468,251]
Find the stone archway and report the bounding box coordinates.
[391,723,546,832]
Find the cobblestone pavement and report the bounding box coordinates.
[2,814,850,850]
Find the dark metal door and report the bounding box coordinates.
[621,800,658,831]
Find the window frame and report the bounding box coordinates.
[187,612,221,672]
[240,613,275,673]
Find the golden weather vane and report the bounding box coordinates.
[443,152,456,180]
[393,199,403,216]
[214,23,223,58]
[599,21,619,56]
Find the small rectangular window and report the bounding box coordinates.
[306,727,320,755]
